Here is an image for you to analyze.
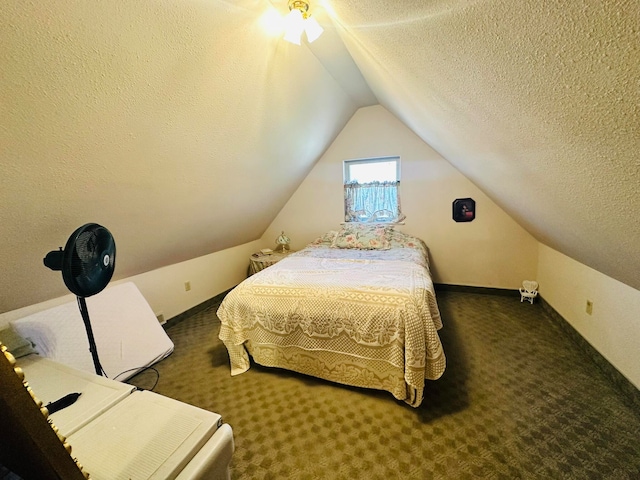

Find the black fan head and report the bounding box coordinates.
[44,223,116,297]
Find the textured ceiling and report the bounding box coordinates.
[1,0,638,312]
[326,0,640,290]
[0,0,360,311]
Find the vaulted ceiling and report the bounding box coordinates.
[1,0,638,312]
[320,0,640,291]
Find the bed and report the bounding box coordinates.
[6,282,174,381]
[217,226,446,407]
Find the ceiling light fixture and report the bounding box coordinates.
[283,0,324,45]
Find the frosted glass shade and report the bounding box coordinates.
[304,16,323,43]
[283,8,304,45]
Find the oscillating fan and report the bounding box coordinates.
[43,223,116,376]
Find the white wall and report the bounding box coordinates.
[538,244,640,389]
[0,0,357,313]
[121,239,260,320]
[0,240,260,327]
[261,105,538,289]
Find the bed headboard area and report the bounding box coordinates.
[1,282,173,381]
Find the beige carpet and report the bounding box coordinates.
[128,290,640,479]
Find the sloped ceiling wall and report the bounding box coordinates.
[327,0,640,290]
[0,0,359,312]
[1,0,638,312]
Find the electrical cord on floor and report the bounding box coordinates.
[114,365,160,392]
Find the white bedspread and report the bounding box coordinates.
[218,239,445,407]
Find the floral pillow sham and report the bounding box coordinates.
[331,224,391,250]
[309,230,339,246]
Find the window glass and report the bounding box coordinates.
[343,157,404,223]
[344,157,399,183]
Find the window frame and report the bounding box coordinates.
[342,156,403,224]
[343,156,400,184]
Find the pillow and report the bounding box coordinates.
[343,222,395,233]
[331,224,391,250]
[309,230,338,246]
[387,230,430,265]
[0,324,37,358]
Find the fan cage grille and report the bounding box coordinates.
[62,224,115,297]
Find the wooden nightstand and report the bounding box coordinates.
[249,250,294,276]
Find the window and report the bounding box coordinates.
[343,156,404,223]
[344,157,399,183]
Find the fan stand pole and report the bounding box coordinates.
[77,297,105,377]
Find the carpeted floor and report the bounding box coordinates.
[128,291,640,479]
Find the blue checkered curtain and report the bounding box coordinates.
[344,181,405,223]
